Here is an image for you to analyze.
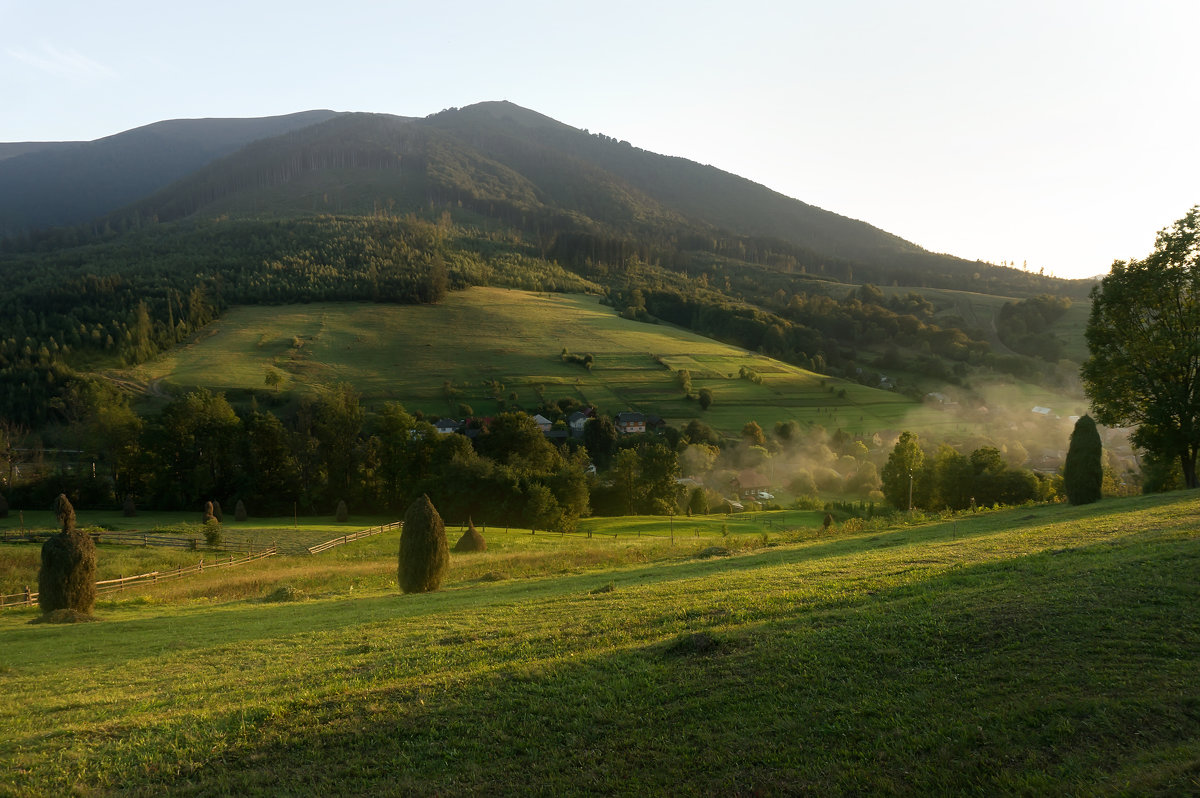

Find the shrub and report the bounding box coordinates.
[453,517,487,553]
[398,495,449,593]
[235,499,248,522]
[336,499,349,522]
[38,494,96,615]
[1063,415,1103,505]
[204,521,222,548]
[122,495,136,517]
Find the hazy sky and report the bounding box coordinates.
[3,0,1197,279]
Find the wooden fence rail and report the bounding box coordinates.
[0,529,272,554]
[307,521,401,555]
[0,547,277,610]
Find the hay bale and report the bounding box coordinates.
[29,608,98,624]
[234,499,248,522]
[398,495,448,593]
[453,518,487,553]
[122,495,136,517]
[38,495,96,615]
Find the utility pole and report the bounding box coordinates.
[908,468,914,512]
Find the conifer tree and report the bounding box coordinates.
[1064,415,1103,505]
[398,495,449,593]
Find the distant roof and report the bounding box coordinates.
[616,411,646,422]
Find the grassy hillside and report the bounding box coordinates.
[1,492,1197,794]
[121,287,953,437]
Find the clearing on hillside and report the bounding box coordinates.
[122,287,951,436]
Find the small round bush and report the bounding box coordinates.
[398,495,449,593]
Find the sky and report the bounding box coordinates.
[2,0,1197,280]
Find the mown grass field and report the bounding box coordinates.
[119,287,955,438]
[2,492,1198,795]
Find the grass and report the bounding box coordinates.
[116,287,951,438]
[2,491,1198,795]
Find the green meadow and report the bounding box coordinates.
[121,287,952,437]
[2,492,1198,795]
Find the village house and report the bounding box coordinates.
[615,411,646,435]
[567,409,593,437]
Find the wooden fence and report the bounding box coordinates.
[0,529,274,554]
[307,521,401,555]
[0,547,278,610]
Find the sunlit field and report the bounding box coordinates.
[3,492,1198,795]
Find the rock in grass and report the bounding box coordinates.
[453,518,487,553]
[398,495,449,594]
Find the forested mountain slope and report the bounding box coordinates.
[0,109,341,234]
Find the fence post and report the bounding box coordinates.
[24,585,32,606]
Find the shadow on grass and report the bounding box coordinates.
[77,527,1200,796]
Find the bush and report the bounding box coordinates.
[453,517,487,553]
[398,495,449,593]
[122,495,136,517]
[336,499,349,522]
[235,499,248,522]
[38,494,96,615]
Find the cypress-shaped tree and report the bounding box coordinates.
[398,495,449,593]
[1064,415,1103,505]
[38,494,96,614]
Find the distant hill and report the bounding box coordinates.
[64,100,1086,297]
[0,110,341,234]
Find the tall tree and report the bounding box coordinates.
[1082,207,1200,488]
[1063,415,1103,505]
[881,431,924,510]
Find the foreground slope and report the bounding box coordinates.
[1,492,1197,795]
